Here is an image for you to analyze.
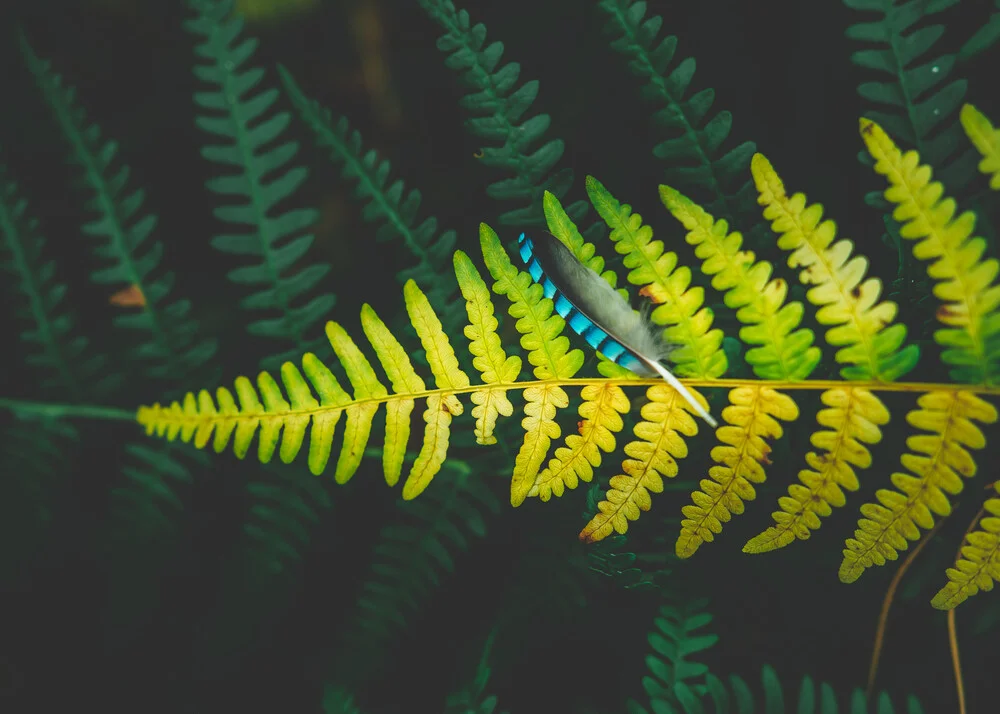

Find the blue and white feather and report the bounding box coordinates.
[517,232,718,428]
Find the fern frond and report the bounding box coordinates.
[661,664,925,714]
[454,250,521,445]
[418,0,588,229]
[861,117,1000,384]
[18,35,216,387]
[278,65,466,331]
[960,103,1000,190]
[186,0,334,369]
[334,463,499,683]
[627,598,717,712]
[597,0,756,222]
[531,382,631,501]
[744,153,918,552]
[845,0,977,201]
[932,481,1000,609]
[660,186,809,556]
[580,384,701,543]
[0,159,115,399]
[480,222,582,504]
[137,279,471,500]
[840,390,998,583]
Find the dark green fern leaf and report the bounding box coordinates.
[243,461,332,573]
[959,0,1000,62]
[0,416,78,586]
[277,65,466,335]
[332,460,500,684]
[444,632,509,714]
[186,0,335,370]
[661,665,925,714]
[597,0,757,224]
[845,0,978,206]
[322,687,363,714]
[0,158,117,400]
[628,598,718,712]
[417,0,589,230]
[19,34,217,388]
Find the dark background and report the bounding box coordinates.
[1,0,998,712]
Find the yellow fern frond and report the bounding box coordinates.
[676,386,799,558]
[579,384,701,543]
[530,383,631,501]
[453,250,521,446]
[479,223,583,506]
[960,103,1000,190]
[542,189,625,296]
[932,481,1000,609]
[360,303,424,486]
[659,187,812,556]
[745,387,889,552]
[839,390,998,583]
[743,154,918,552]
[861,117,1000,385]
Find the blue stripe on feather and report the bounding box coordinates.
[516,232,635,368]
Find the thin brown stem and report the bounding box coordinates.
[866,518,945,696]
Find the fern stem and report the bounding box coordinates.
[0,398,135,422]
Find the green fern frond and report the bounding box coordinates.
[186,0,334,369]
[444,631,508,714]
[333,462,500,683]
[277,65,466,332]
[959,0,1000,62]
[627,598,717,712]
[0,158,116,399]
[659,664,925,714]
[322,687,363,714]
[659,187,809,557]
[18,34,216,387]
[597,0,756,222]
[743,153,918,552]
[0,417,78,585]
[932,480,1000,609]
[418,0,587,229]
[961,103,1000,190]
[844,0,977,203]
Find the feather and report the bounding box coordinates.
[517,232,718,428]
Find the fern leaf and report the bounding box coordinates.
[598,0,756,222]
[660,186,809,556]
[587,175,728,380]
[453,250,521,445]
[360,304,424,486]
[0,159,116,399]
[530,383,631,501]
[845,0,977,202]
[840,390,998,583]
[480,222,582,505]
[580,385,702,542]
[932,481,1000,609]
[960,103,1000,190]
[543,189,623,292]
[861,117,1000,384]
[19,34,216,387]
[627,598,717,711]
[418,0,587,228]
[186,0,334,369]
[677,386,799,558]
[744,153,918,551]
[278,65,466,331]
